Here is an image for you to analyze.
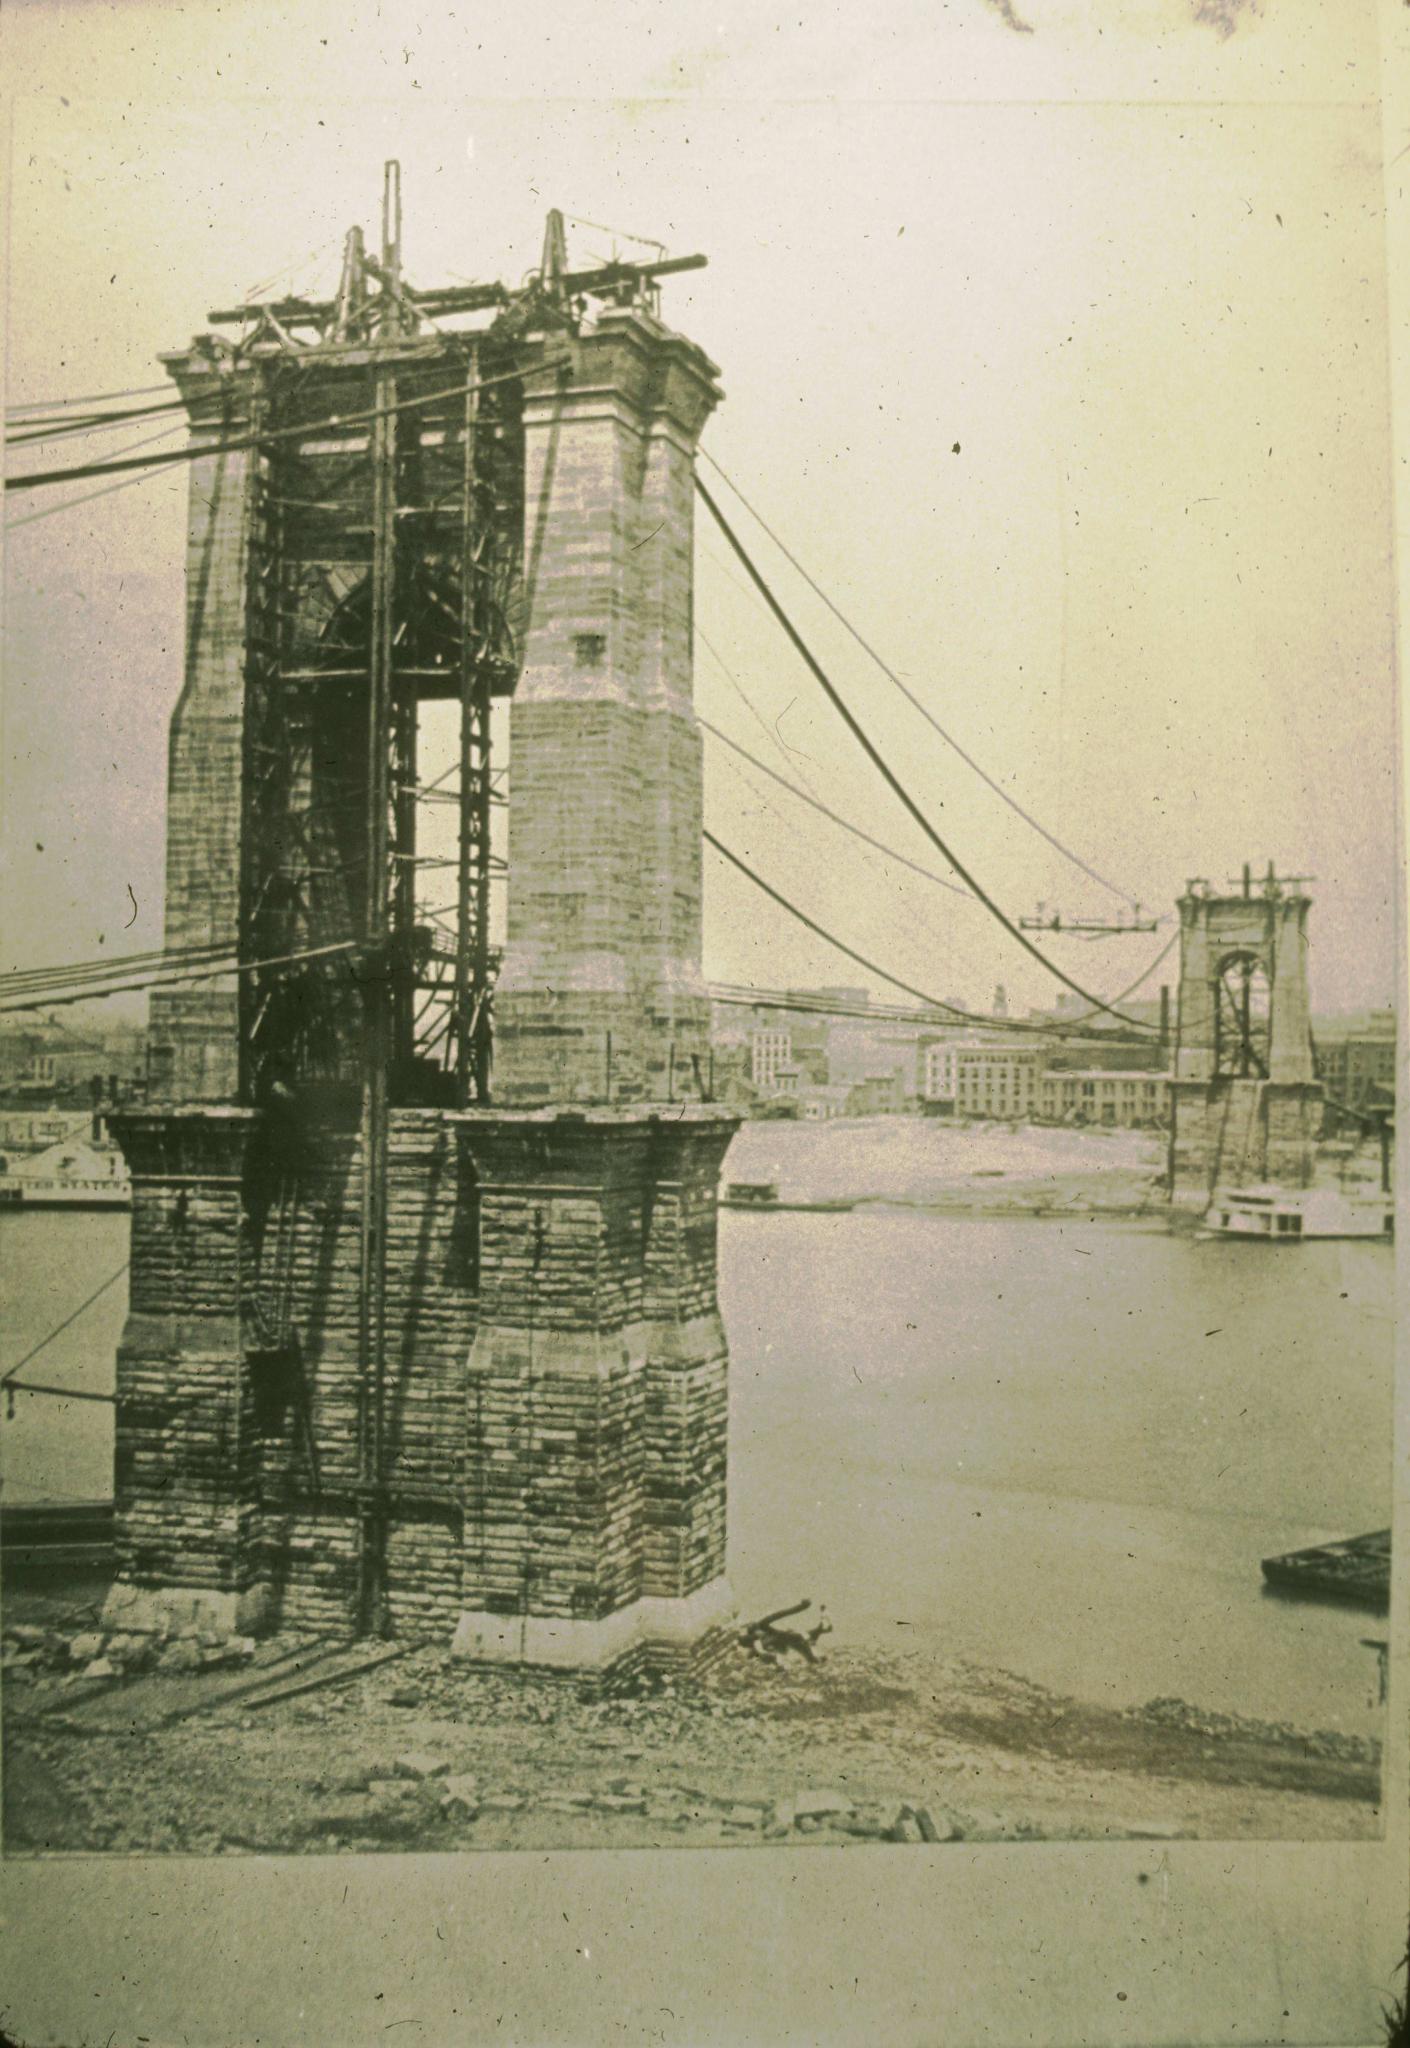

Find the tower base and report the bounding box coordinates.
[451,1573,736,1681]
[103,1103,739,1673]
[1168,1077,1323,1208]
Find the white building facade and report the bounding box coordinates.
[923,1040,1046,1118]
[750,1029,793,1092]
[1038,1069,1168,1127]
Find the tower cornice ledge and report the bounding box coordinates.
[521,310,722,440]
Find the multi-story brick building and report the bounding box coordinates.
[845,1073,903,1117]
[749,1028,793,1092]
[0,1023,147,1103]
[1038,1068,1168,1128]
[922,1040,1046,1119]
[825,1021,925,1106]
[798,1083,853,1121]
[1314,1011,1396,1117]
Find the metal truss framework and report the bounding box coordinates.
[238,342,523,1114]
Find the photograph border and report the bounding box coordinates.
[1,0,1407,2038]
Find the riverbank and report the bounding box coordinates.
[3,1147,1391,1841]
[728,1116,1169,1218]
[2,1584,1379,1855]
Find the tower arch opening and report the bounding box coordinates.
[1212,950,1271,1081]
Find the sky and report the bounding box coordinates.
[0,0,1400,1026]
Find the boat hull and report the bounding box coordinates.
[0,1179,131,1211]
[1202,1184,1391,1242]
[1261,1529,1390,1612]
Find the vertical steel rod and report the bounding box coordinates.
[356,356,397,1637]
[382,162,403,322]
[1240,960,1253,1078]
[237,374,270,1102]
[392,675,418,1066]
[454,359,480,1105]
[470,626,493,1106]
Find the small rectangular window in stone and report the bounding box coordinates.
[574,631,607,670]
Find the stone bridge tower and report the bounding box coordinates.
[103,176,737,1678]
[453,305,738,1669]
[1166,867,1322,1205]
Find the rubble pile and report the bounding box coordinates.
[2,1620,257,1688]
[2,1599,1377,1854]
[1137,1696,1378,1766]
[297,1765,962,1855]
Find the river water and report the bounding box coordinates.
[0,1120,1394,1739]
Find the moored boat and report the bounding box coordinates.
[0,1131,131,1210]
[0,1172,132,1210]
[1261,1528,1390,1611]
[1201,1183,1391,1242]
[721,1180,854,1213]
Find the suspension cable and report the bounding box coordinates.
[701,714,969,900]
[705,829,1169,1038]
[1,1265,129,1390]
[6,396,188,448]
[5,358,564,496]
[0,938,359,1015]
[1,891,467,1016]
[5,380,172,417]
[696,478,1158,1033]
[5,422,190,532]
[700,450,1142,912]
[0,939,238,994]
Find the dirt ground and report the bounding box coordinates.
[1,1578,1380,1857]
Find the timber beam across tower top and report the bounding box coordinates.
[205,253,708,336]
[202,160,706,362]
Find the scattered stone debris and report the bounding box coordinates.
[1138,1696,1377,1765]
[722,1803,766,1829]
[2,1613,1380,1855]
[393,1753,449,1782]
[158,1641,203,1675]
[0,1621,267,1690]
[791,1787,853,1821]
[439,1777,481,1821]
[593,1791,647,1814]
[107,1635,155,1672]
